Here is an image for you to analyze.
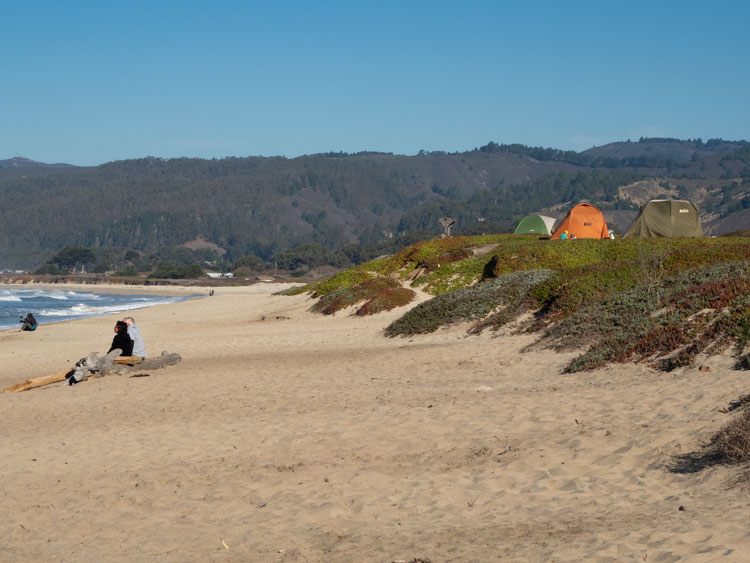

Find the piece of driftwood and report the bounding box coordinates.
[4,351,182,392]
[109,352,181,375]
[4,368,74,393]
[114,356,144,365]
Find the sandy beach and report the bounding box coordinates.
[2,282,749,562]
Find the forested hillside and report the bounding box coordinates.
[1,139,748,270]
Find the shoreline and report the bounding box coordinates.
[0,283,213,335]
[0,282,303,334]
[0,281,209,297]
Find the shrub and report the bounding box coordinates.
[34,263,62,275]
[550,262,750,372]
[714,409,750,463]
[310,277,401,315]
[114,268,139,277]
[416,248,473,273]
[302,269,375,298]
[148,263,206,279]
[356,288,416,316]
[385,270,553,337]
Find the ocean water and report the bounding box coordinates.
[0,287,193,331]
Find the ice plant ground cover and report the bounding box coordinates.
[291,234,750,373]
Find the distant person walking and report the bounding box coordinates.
[123,316,146,357]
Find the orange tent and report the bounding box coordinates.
[550,203,609,239]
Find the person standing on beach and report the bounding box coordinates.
[122,316,146,357]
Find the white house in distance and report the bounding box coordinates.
[206,272,234,279]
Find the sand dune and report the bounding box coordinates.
[2,282,749,561]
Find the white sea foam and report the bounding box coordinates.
[39,298,181,317]
[66,291,102,300]
[16,289,68,300]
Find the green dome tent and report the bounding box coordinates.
[623,199,703,239]
[514,215,557,235]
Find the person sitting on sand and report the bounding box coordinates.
[122,316,146,357]
[19,312,38,331]
[109,320,134,357]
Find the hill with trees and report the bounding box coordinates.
[1,139,748,273]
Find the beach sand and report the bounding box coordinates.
[1,282,749,561]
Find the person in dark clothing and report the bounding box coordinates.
[19,313,38,331]
[108,320,134,357]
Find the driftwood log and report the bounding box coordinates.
[3,368,74,393]
[4,351,182,393]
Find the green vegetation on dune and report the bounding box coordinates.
[309,276,412,315]
[295,235,508,298]
[296,235,750,373]
[384,270,554,336]
[356,287,416,316]
[546,262,750,372]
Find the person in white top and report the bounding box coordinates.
[122,316,147,357]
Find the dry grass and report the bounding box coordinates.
[715,408,750,463]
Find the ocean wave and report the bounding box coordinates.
[15,289,69,300]
[1,291,193,331]
[39,297,181,317]
[66,291,102,300]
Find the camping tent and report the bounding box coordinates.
[514,215,557,235]
[623,199,703,239]
[550,203,609,239]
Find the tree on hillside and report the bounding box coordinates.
[51,246,96,273]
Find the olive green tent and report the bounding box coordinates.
[623,199,703,239]
[514,214,556,235]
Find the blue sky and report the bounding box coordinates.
[1,0,748,166]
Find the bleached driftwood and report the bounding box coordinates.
[3,368,74,393]
[109,351,181,375]
[66,349,123,383]
[114,356,144,365]
[4,351,182,392]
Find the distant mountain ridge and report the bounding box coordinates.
[583,138,749,161]
[0,156,75,168]
[0,139,748,269]
[0,157,79,184]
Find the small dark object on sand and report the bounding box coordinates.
[130,373,151,378]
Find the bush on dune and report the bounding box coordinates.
[310,277,402,315]
[714,408,750,464]
[356,287,416,316]
[384,270,554,337]
[296,235,750,373]
[548,262,750,372]
[298,234,509,298]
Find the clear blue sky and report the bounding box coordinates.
[2,0,748,166]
